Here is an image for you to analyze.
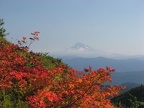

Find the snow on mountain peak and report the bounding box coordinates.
[66,42,93,51]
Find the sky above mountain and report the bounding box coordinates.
[0,0,144,56]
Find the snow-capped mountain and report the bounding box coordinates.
[63,42,102,57]
[50,42,139,59]
[50,42,113,58]
[65,42,93,52]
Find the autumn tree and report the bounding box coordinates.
[0,31,124,108]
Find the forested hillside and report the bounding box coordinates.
[111,85,144,108]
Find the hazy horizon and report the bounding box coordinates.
[0,0,144,56]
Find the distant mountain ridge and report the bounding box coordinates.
[51,42,144,59]
[50,42,144,85]
[62,57,144,85]
[62,57,144,72]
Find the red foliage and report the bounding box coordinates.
[0,33,124,108]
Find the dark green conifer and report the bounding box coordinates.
[0,19,9,37]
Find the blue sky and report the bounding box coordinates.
[0,0,144,55]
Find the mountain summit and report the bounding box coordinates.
[62,42,109,58]
[50,42,130,59]
[66,42,93,52]
[51,42,121,58]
